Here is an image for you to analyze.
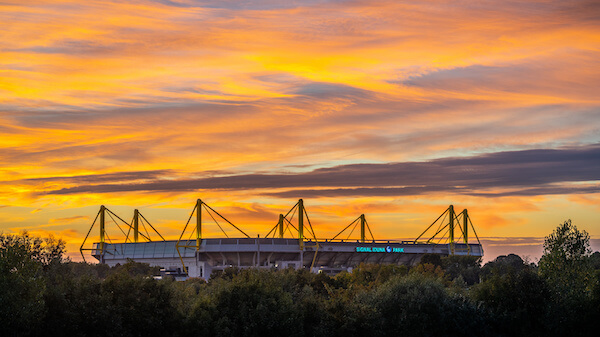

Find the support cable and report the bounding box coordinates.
[284,207,298,235]
[435,227,450,245]
[414,207,448,242]
[176,203,198,276]
[427,211,452,244]
[126,215,133,242]
[140,217,151,241]
[186,219,196,243]
[284,218,297,237]
[265,223,278,238]
[268,202,300,238]
[284,217,298,232]
[107,211,129,242]
[80,208,101,262]
[204,204,229,238]
[283,201,300,219]
[203,203,250,238]
[105,232,113,245]
[365,219,375,241]
[303,209,318,240]
[331,217,359,240]
[287,226,295,238]
[454,215,465,243]
[468,216,482,248]
[139,212,166,241]
[177,204,197,243]
[106,209,136,232]
[434,212,449,240]
[345,220,360,241]
[107,208,152,241]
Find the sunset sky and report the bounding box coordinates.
[1,0,599,262]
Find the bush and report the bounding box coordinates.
[471,268,550,336]
[364,275,484,337]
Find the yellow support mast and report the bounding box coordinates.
[298,199,304,249]
[448,205,455,255]
[196,199,203,248]
[462,209,470,255]
[99,205,106,263]
[360,214,366,243]
[278,214,284,238]
[133,209,139,243]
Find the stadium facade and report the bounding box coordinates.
[83,199,483,279]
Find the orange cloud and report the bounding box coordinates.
[1,0,598,260]
[49,215,90,224]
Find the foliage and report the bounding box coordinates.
[538,220,593,299]
[409,263,446,281]
[440,255,481,285]
[101,270,177,336]
[589,251,600,270]
[110,259,161,277]
[2,229,600,336]
[419,253,442,266]
[0,231,66,269]
[0,231,65,336]
[191,275,299,337]
[472,268,550,336]
[364,275,485,336]
[480,253,529,280]
[537,220,596,335]
[335,263,408,289]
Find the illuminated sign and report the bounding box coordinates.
[356,246,404,253]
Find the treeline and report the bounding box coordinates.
[1,221,600,337]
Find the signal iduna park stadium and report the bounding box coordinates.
[81,199,483,279]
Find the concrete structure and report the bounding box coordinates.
[92,238,483,278]
[84,199,484,279]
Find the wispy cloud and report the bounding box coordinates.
[42,144,600,197]
[49,215,90,224]
[23,170,173,184]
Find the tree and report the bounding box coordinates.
[109,259,160,277]
[538,220,595,335]
[538,220,593,298]
[336,263,408,289]
[101,270,178,336]
[441,255,481,285]
[364,275,485,336]
[472,267,550,336]
[189,269,301,337]
[409,263,446,281]
[589,251,600,270]
[480,254,529,280]
[419,253,442,267]
[0,232,65,336]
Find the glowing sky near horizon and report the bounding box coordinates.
[1,0,599,262]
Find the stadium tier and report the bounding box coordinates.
[83,199,483,279]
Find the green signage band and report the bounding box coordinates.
[356,246,404,253]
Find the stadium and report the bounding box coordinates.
[81,199,483,279]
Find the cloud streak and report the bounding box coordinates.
[44,144,600,197]
[23,169,173,184]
